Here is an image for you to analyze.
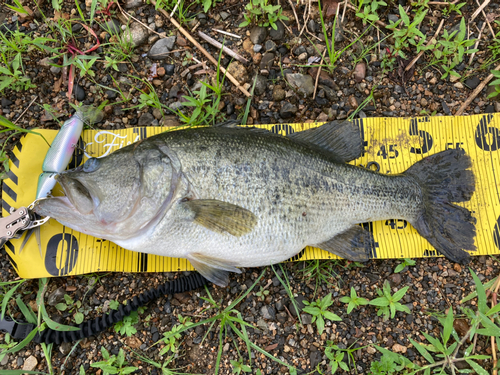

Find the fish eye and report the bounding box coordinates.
[83,158,101,173]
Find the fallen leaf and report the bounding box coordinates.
[453,319,470,337]
[125,336,142,349]
[323,0,339,19]
[264,343,278,351]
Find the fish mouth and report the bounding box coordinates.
[55,173,96,215]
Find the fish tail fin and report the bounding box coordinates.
[405,149,476,264]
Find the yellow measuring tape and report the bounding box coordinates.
[2,115,500,279]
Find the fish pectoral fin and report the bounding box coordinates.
[187,253,242,287]
[183,199,257,237]
[315,225,373,262]
[287,120,363,162]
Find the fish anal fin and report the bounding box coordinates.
[187,253,242,287]
[184,199,257,237]
[315,225,372,262]
[288,120,363,162]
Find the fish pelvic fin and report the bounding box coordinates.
[405,148,476,264]
[187,253,242,287]
[315,225,373,262]
[183,199,257,237]
[287,120,363,162]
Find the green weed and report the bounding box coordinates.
[487,70,500,99]
[230,358,252,374]
[369,280,410,321]
[90,347,139,375]
[393,258,416,273]
[427,18,478,79]
[159,315,194,354]
[302,293,342,335]
[386,5,428,59]
[355,0,387,24]
[54,294,87,324]
[339,287,369,314]
[239,0,288,30]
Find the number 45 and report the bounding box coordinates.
[377,144,399,159]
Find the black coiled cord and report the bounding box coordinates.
[34,273,209,344]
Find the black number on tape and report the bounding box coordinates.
[360,222,379,259]
[409,119,433,154]
[385,219,407,229]
[377,145,399,159]
[354,119,367,156]
[45,233,79,276]
[475,114,500,151]
[133,127,148,140]
[494,215,500,251]
[271,124,295,136]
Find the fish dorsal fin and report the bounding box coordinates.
[288,120,363,162]
[315,225,373,261]
[183,199,257,237]
[187,253,242,287]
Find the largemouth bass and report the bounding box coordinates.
[35,121,476,286]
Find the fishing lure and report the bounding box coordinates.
[20,106,103,254]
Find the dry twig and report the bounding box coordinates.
[405,19,445,72]
[287,0,301,33]
[455,62,500,115]
[213,28,241,39]
[151,0,251,97]
[14,96,38,124]
[198,31,249,64]
[471,0,490,22]
[468,22,486,66]
[313,49,327,100]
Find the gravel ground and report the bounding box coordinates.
[1,0,500,373]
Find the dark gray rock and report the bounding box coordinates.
[286,73,314,97]
[388,14,399,23]
[148,37,176,60]
[308,19,316,33]
[294,45,307,56]
[102,19,121,35]
[442,101,451,115]
[260,52,275,70]
[169,84,181,99]
[1,98,12,107]
[250,26,268,44]
[50,66,61,74]
[260,305,276,320]
[254,75,267,96]
[288,295,306,317]
[165,64,175,76]
[123,22,148,47]
[465,76,480,89]
[105,90,118,100]
[269,21,285,41]
[138,112,154,125]
[280,101,297,119]
[226,102,234,115]
[265,40,277,52]
[74,84,85,101]
[334,22,344,43]
[47,286,66,306]
[301,313,313,325]
[277,311,287,324]
[125,0,143,8]
[220,11,230,20]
